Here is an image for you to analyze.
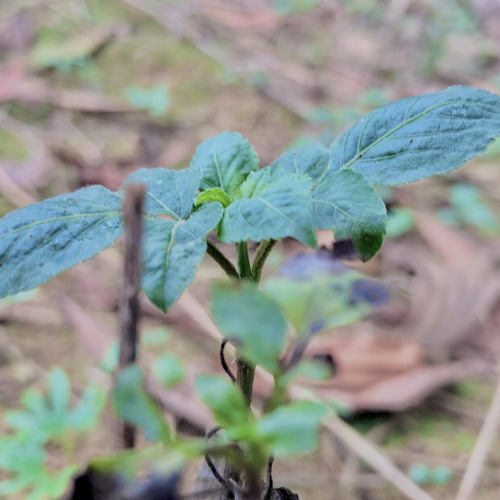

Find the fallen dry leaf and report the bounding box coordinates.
[343,361,484,412]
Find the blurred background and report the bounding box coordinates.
[2,0,500,498]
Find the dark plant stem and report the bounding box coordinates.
[236,359,255,407]
[251,239,277,282]
[118,182,145,449]
[237,241,252,280]
[206,240,239,279]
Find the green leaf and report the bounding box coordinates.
[0,186,123,298]
[219,174,317,246]
[282,360,333,385]
[100,341,119,374]
[256,401,328,457]
[5,368,105,443]
[312,169,386,260]
[190,131,259,197]
[48,368,70,414]
[195,187,232,208]
[0,438,46,484]
[153,354,185,387]
[386,207,415,237]
[195,375,251,428]
[268,142,330,183]
[30,27,111,70]
[124,167,201,219]
[330,86,500,185]
[211,282,288,373]
[263,252,390,335]
[90,445,187,479]
[0,432,77,500]
[67,385,106,431]
[113,365,171,444]
[142,202,223,311]
[142,327,171,346]
[124,84,170,118]
[450,183,500,236]
[126,168,222,311]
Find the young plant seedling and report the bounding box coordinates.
[1,85,500,498]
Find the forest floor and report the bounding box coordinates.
[2,1,500,498]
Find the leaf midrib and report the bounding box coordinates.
[343,99,464,169]
[0,211,123,239]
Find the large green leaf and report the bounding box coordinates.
[113,365,171,444]
[211,282,288,373]
[255,401,328,458]
[142,202,223,312]
[312,169,386,260]
[330,86,500,185]
[268,142,330,184]
[0,186,123,298]
[190,131,259,198]
[258,144,385,257]
[219,173,316,246]
[195,374,251,428]
[125,168,222,311]
[124,167,201,219]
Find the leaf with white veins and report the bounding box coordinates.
[0,186,123,298]
[142,203,223,311]
[330,86,500,185]
[219,173,316,246]
[312,169,386,260]
[190,131,259,198]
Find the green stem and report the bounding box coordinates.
[217,241,263,496]
[251,239,277,283]
[206,240,239,279]
[264,373,287,414]
[237,241,252,280]
[237,359,255,407]
[235,241,256,407]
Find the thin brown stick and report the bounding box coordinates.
[456,368,500,500]
[118,182,145,449]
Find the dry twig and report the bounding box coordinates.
[117,182,145,448]
[456,368,500,500]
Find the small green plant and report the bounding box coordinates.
[1,85,500,498]
[0,368,105,500]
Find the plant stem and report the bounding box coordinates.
[251,239,277,283]
[237,359,255,407]
[222,241,258,497]
[206,240,239,279]
[235,241,256,406]
[237,241,252,280]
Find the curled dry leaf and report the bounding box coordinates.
[382,213,500,359]
[280,332,489,413]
